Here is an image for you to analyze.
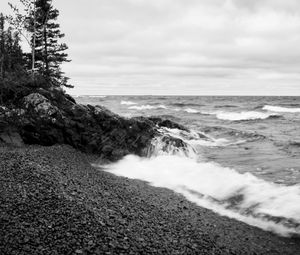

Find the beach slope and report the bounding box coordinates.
[1,145,299,254]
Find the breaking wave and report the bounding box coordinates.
[183,108,199,114]
[179,109,281,121]
[216,111,280,121]
[103,128,300,237]
[121,101,137,105]
[129,105,167,110]
[263,105,300,113]
[159,127,246,147]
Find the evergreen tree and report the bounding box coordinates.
[0,14,5,103]
[3,0,73,100]
[31,0,72,88]
[0,13,28,104]
[7,0,37,76]
[0,13,5,80]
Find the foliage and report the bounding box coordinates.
[0,0,73,105]
[28,0,72,88]
[0,13,29,104]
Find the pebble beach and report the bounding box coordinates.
[1,144,300,254]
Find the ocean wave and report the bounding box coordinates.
[263,105,300,113]
[282,103,300,107]
[78,95,107,98]
[106,154,300,236]
[216,111,280,121]
[120,100,137,105]
[200,126,266,144]
[171,103,204,107]
[101,127,300,236]
[289,141,300,147]
[158,127,247,148]
[184,108,199,113]
[92,95,107,98]
[129,104,167,110]
[214,105,238,108]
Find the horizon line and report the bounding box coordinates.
[70,94,300,97]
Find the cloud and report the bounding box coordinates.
[2,0,300,94]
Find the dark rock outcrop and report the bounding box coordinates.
[0,89,189,161]
[0,127,24,147]
[148,117,189,131]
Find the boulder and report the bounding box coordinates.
[0,90,190,161]
[148,117,189,131]
[23,93,60,117]
[1,91,160,160]
[0,127,24,147]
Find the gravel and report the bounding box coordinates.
[0,145,299,254]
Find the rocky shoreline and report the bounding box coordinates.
[1,144,300,254]
[0,89,189,161]
[1,90,300,254]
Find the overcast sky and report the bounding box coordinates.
[2,0,300,95]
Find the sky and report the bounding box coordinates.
[1,0,300,95]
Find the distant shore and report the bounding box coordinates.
[1,144,299,254]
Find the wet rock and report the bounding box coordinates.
[1,91,161,161]
[161,135,187,148]
[148,117,189,131]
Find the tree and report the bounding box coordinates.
[7,0,37,76]
[7,0,72,89]
[0,13,5,80]
[0,14,5,103]
[0,13,28,104]
[31,0,72,88]
[0,16,25,75]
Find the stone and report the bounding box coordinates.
[23,93,60,117]
[0,127,24,147]
[148,117,188,131]
[0,90,190,161]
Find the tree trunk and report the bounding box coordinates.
[0,14,5,104]
[32,1,36,79]
[0,57,3,104]
[43,24,48,78]
[0,14,5,79]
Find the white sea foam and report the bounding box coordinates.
[160,127,245,147]
[263,105,300,113]
[216,111,279,121]
[184,108,199,113]
[105,154,300,236]
[149,135,198,159]
[99,127,300,236]
[189,138,246,147]
[129,105,167,110]
[179,109,278,121]
[120,101,137,105]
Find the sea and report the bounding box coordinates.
[76,95,300,236]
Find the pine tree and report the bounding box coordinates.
[0,13,28,104]
[0,13,5,80]
[6,0,72,92]
[0,14,5,103]
[32,0,72,88]
[7,0,37,76]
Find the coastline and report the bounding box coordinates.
[1,144,299,254]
